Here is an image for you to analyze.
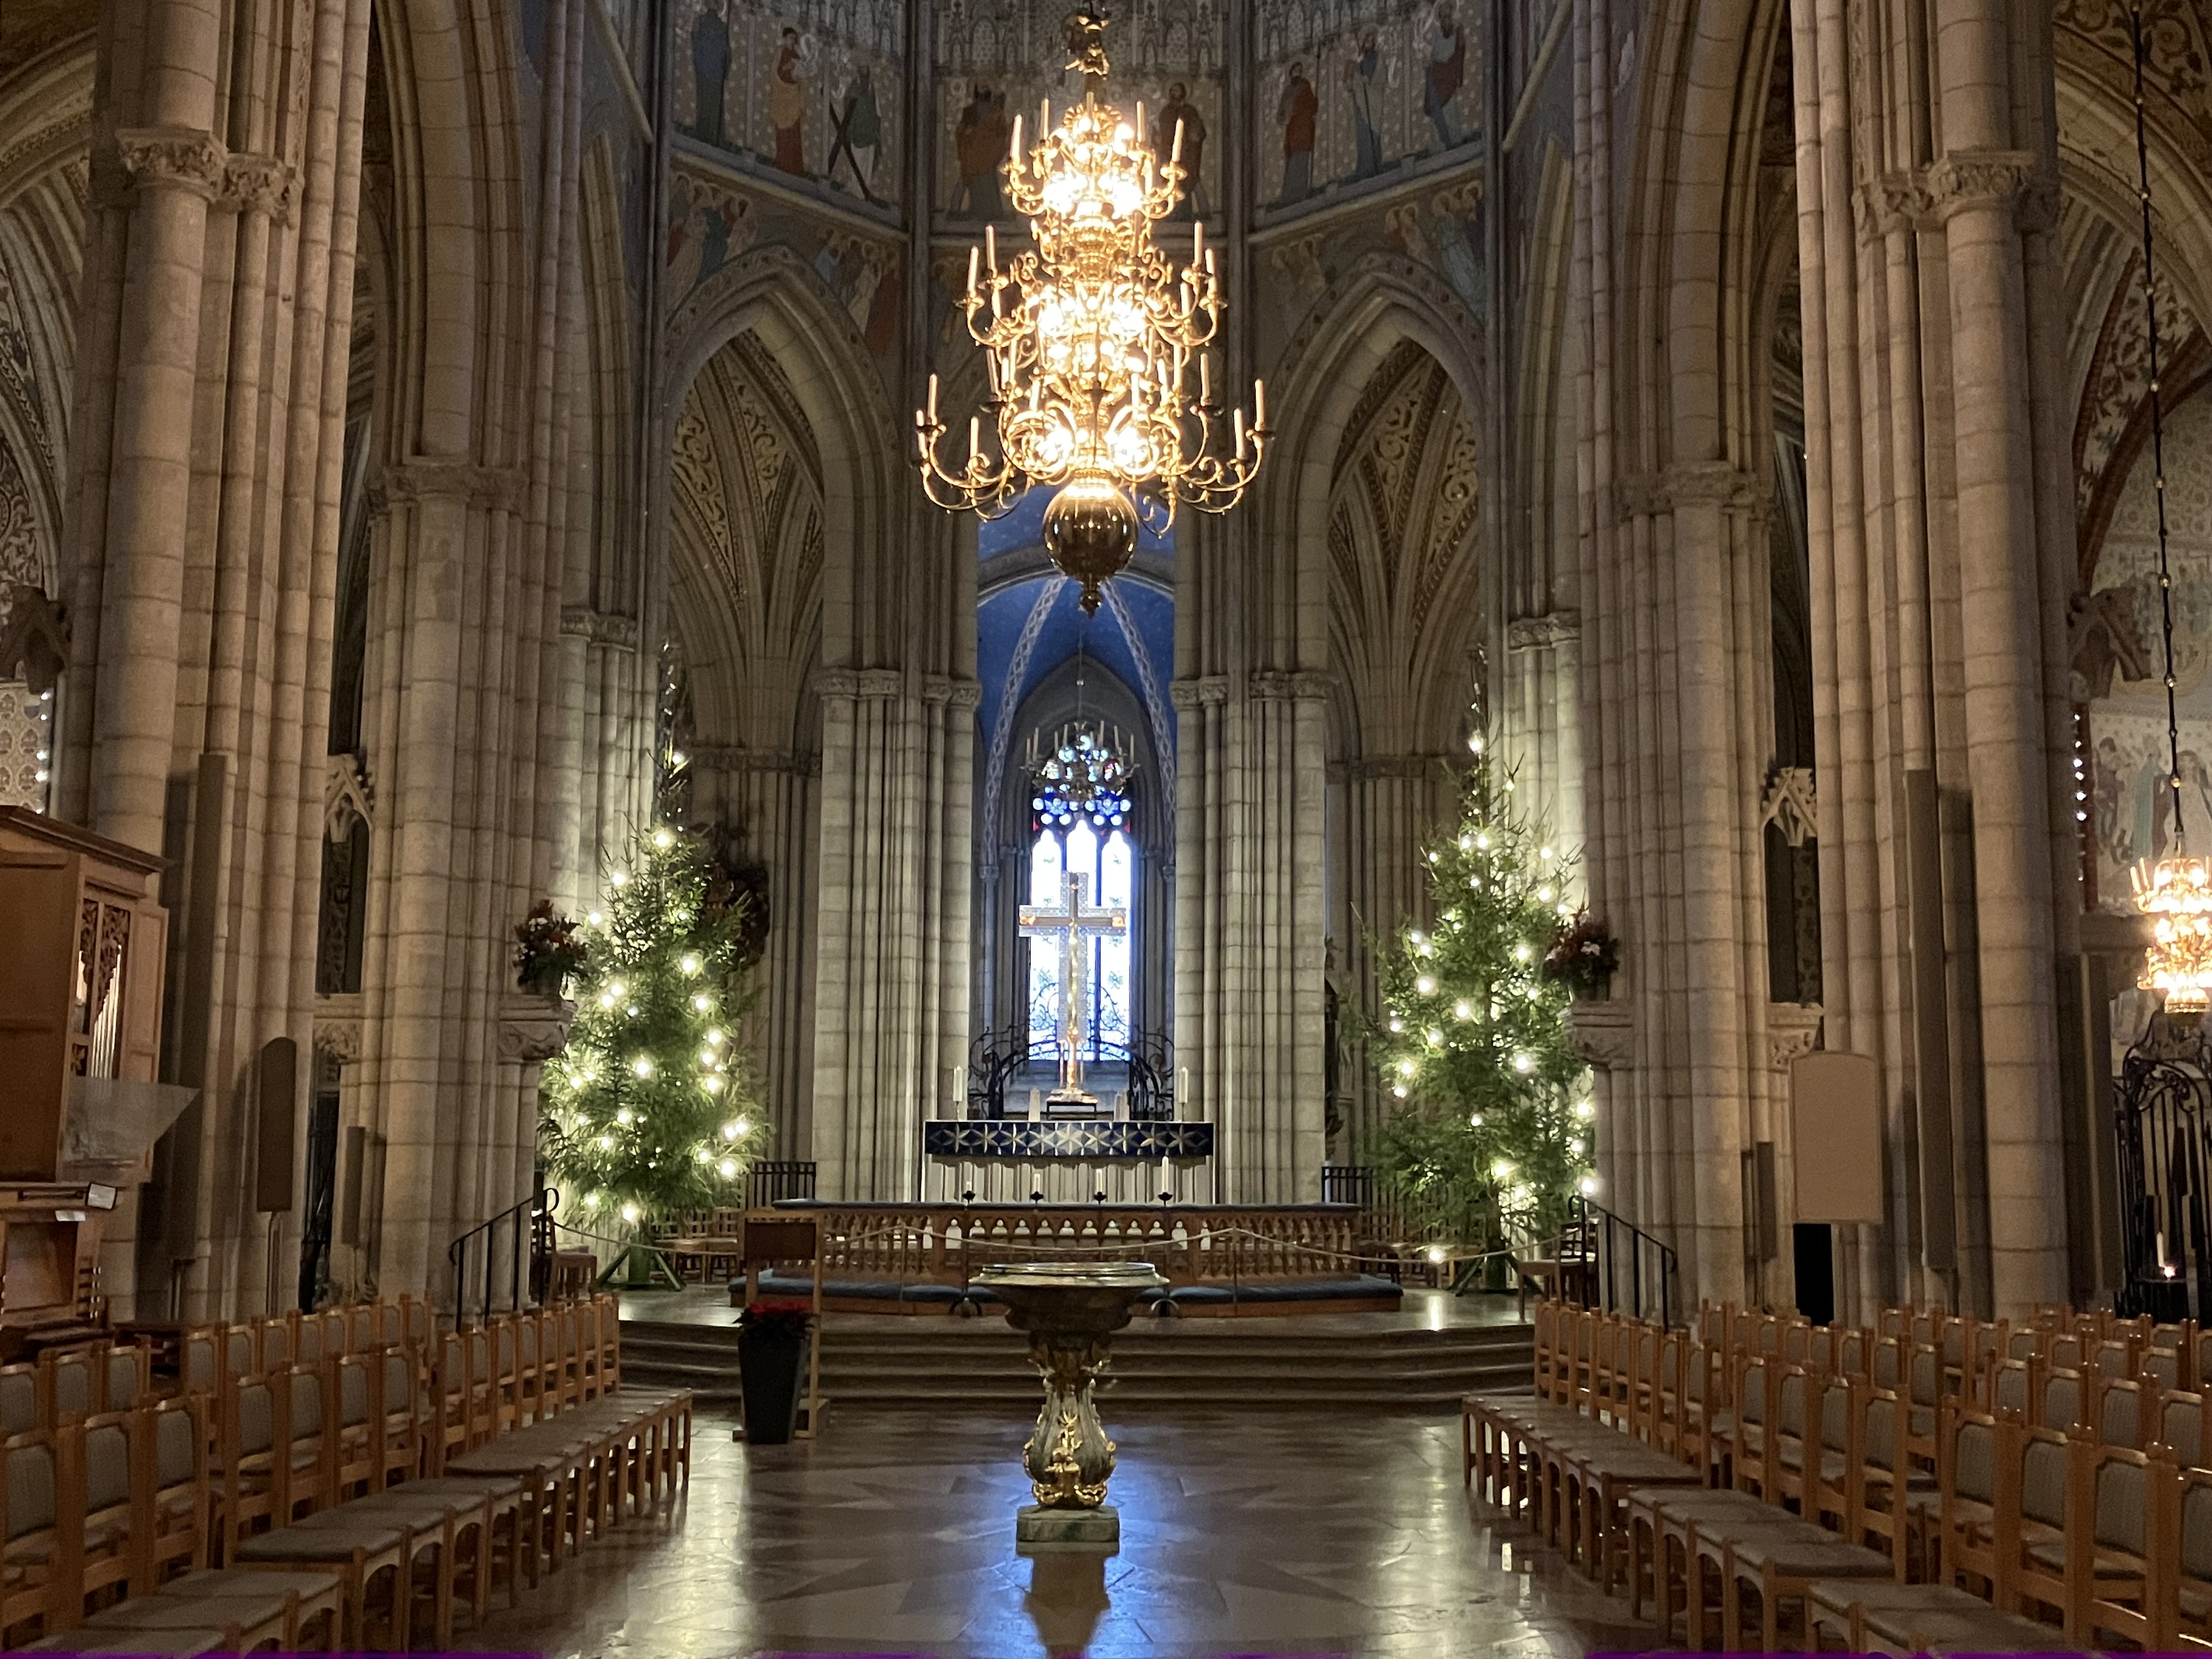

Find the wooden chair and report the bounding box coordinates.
[137,1395,209,1593]
[329,1352,377,1502]
[72,1412,138,1619]
[370,1342,422,1491]
[0,1425,78,1646]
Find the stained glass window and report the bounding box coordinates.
[1026,764,1135,1063]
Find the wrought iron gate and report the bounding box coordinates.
[2115,1012,2212,1323]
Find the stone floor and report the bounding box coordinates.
[461,1407,1653,1658]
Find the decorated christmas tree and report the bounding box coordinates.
[1364,729,1595,1250]
[537,824,766,1232]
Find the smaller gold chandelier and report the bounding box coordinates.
[915,9,1267,614]
[2136,855,2212,1014]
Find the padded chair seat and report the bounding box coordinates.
[16,1627,234,1655]
[1711,1523,1894,1579]
[234,1517,408,1559]
[83,1595,287,1633]
[151,1567,343,1603]
[1808,1579,2089,1653]
[380,1474,526,1504]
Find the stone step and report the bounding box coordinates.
[618,1314,1532,1414]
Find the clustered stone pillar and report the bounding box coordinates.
[56,0,371,1317]
[808,670,976,1198]
[1567,0,1782,1310]
[1791,0,2074,1314]
[1171,669,1330,1203]
[352,0,629,1304]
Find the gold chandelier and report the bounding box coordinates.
[2121,0,2212,1015]
[915,10,1267,614]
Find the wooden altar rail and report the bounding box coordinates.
[757,1201,1368,1288]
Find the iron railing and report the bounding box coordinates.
[966,1026,1175,1121]
[1559,1194,1679,1329]
[1321,1164,1373,1209]
[447,1186,558,1329]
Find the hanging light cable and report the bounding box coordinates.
[2128,1,2212,1014]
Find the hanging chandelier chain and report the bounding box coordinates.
[2133,0,2186,850]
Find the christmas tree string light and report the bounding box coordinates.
[1362,716,1594,1250]
[538,824,766,1231]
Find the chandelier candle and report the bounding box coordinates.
[915,9,1267,613]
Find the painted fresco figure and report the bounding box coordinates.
[828,66,882,200]
[1346,29,1383,180]
[1278,63,1317,204]
[1424,2,1468,150]
[1158,81,1206,217]
[955,86,1009,218]
[771,27,806,174]
[690,0,730,146]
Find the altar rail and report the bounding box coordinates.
[762,1200,1367,1288]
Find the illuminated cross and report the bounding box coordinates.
[1018,870,1127,1103]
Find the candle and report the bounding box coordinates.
[1135,100,1146,143]
[1254,378,1266,428]
[1041,97,1051,136]
[1192,220,1203,269]
[966,246,978,298]
[1170,117,1183,166]
[1199,353,1210,403]
[1010,113,1024,163]
[985,224,997,272]
[1233,409,1245,456]
[927,372,939,424]
[968,416,981,463]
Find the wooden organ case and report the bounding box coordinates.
[0,807,168,1354]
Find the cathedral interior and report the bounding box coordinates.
[5,0,2212,1651]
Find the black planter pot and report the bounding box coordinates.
[738,1323,808,1444]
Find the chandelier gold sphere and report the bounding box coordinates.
[914,8,1268,613]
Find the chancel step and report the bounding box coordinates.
[619,1313,1532,1412]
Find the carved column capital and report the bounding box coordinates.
[1169,676,1231,709]
[816,667,902,702]
[499,993,577,1065]
[923,674,982,710]
[686,742,821,778]
[223,154,298,222]
[1767,1003,1823,1071]
[1248,668,1333,702]
[367,459,527,516]
[1566,1001,1636,1070]
[1506,610,1582,651]
[112,127,229,200]
[314,992,364,1063]
[1615,464,1761,523]
[1926,149,2044,225]
[559,606,640,650]
[1854,170,1934,238]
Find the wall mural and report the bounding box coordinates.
[1255,0,1482,217]
[666,161,904,358]
[671,0,907,211]
[933,0,1223,219]
[1252,173,1485,365]
[2088,387,2212,907]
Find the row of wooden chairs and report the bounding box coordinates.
[0,1294,688,1654]
[1472,1299,2212,1650]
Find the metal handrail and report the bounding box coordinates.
[1560,1193,1679,1329]
[447,1186,558,1329]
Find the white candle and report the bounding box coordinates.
[1233,408,1245,456]
[1170,117,1183,166]
[927,372,939,424]
[1010,114,1024,163]
[985,224,997,272]
[966,246,978,298]
[1192,220,1203,269]
[968,416,980,463]
[1254,379,1266,428]
[1199,354,1210,403]
[1135,101,1146,143]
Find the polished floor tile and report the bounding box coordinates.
[458,1407,1655,1658]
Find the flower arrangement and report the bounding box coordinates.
[1543,910,1621,1000]
[737,1299,814,1338]
[514,899,586,996]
